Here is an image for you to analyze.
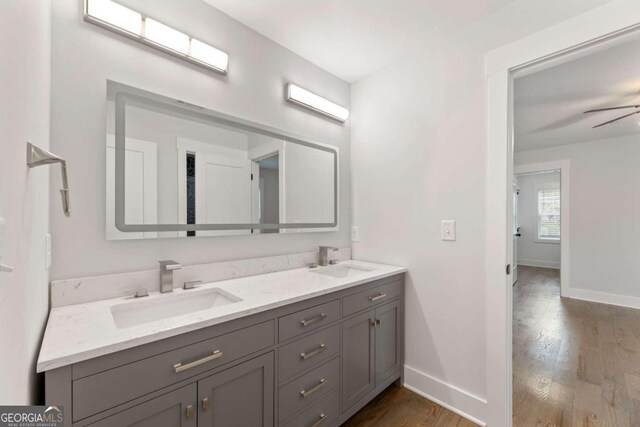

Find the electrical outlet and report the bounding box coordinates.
[441,220,456,241]
[351,226,359,242]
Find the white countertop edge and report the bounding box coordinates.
[37,263,406,372]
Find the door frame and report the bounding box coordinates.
[485,1,640,425]
[514,161,570,296]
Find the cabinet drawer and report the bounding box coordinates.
[281,391,339,427]
[279,357,339,422]
[342,280,402,317]
[278,325,339,382]
[279,300,340,343]
[73,320,274,422]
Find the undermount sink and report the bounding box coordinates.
[312,265,374,279]
[111,288,241,328]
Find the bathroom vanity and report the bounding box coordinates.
[39,261,405,427]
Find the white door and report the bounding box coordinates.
[106,136,158,240]
[512,177,519,285]
[195,151,253,236]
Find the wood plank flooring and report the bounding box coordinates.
[513,266,640,426]
[343,385,477,426]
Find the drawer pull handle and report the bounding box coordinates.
[300,344,326,360]
[300,313,327,327]
[202,397,210,411]
[368,292,387,302]
[300,378,327,398]
[173,350,223,373]
[185,404,194,419]
[310,413,327,427]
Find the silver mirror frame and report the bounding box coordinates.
[111,82,339,233]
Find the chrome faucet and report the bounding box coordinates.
[318,246,339,267]
[159,260,181,293]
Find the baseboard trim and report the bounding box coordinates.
[403,365,486,426]
[517,259,560,269]
[564,287,640,310]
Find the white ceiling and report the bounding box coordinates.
[515,36,640,152]
[203,0,513,82]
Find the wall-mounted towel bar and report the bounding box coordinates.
[27,142,71,217]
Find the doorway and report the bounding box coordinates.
[486,4,640,425]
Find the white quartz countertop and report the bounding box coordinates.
[37,260,406,372]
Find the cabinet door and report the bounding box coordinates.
[341,309,375,412]
[88,385,197,427]
[374,300,402,386]
[197,352,274,427]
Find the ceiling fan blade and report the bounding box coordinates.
[584,105,640,113]
[592,110,640,128]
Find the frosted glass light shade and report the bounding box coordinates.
[86,0,142,35]
[190,39,229,73]
[286,84,349,122]
[144,18,190,54]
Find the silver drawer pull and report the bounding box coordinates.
[300,344,326,360]
[310,413,327,427]
[368,292,387,302]
[173,350,223,373]
[300,378,327,398]
[300,313,327,327]
[185,404,194,419]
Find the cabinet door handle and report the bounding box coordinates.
[300,344,326,360]
[300,313,327,327]
[185,404,194,419]
[310,413,327,427]
[370,319,381,328]
[173,350,223,373]
[368,292,387,302]
[300,378,327,398]
[202,397,210,411]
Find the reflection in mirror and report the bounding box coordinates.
[106,81,338,240]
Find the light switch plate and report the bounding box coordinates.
[441,220,456,241]
[351,226,359,242]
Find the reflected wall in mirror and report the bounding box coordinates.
[106,81,338,240]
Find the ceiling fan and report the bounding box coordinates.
[584,104,640,128]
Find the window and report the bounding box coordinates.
[537,186,560,241]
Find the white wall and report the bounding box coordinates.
[0,0,51,404]
[516,172,561,269]
[516,134,640,306]
[51,0,350,280]
[350,0,614,422]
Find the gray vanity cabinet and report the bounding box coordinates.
[45,273,404,427]
[197,352,274,427]
[341,310,375,411]
[341,300,403,414]
[374,300,402,386]
[88,385,197,427]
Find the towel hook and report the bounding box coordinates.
[27,142,71,217]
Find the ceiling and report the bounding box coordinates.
[203,0,513,82]
[515,36,640,152]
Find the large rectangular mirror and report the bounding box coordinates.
[106,81,338,240]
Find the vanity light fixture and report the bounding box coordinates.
[84,0,229,74]
[286,83,349,123]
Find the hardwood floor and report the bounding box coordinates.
[343,385,477,426]
[513,266,640,426]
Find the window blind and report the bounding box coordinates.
[537,187,560,240]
